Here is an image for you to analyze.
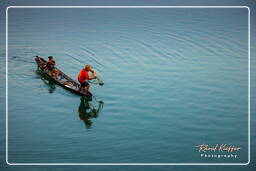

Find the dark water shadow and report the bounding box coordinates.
[11,55,35,64]
[35,69,56,93]
[78,97,104,129]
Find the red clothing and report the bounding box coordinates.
[78,69,90,83]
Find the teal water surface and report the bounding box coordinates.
[6,7,248,163]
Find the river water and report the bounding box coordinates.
[5,7,249,164]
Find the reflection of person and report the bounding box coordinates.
[78,97,104,129]
[77,65,97,96]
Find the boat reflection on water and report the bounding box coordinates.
[78,97,104,129]
[36,70,56,93]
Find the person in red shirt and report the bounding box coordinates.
[78,65,96,96]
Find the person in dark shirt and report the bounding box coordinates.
[44,56,55,71]
[44,56,58,77]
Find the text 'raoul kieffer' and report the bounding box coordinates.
[195,144,241,153]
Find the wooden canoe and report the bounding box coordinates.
[35,56,92,97]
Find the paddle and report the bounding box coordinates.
[92,70,104,86]
[96,77,104,86]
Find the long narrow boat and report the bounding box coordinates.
[35,56,92,97]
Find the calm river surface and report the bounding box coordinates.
[4,7,249,164]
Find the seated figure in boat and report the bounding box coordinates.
[44,56,55,71]
[44,56,59,79]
